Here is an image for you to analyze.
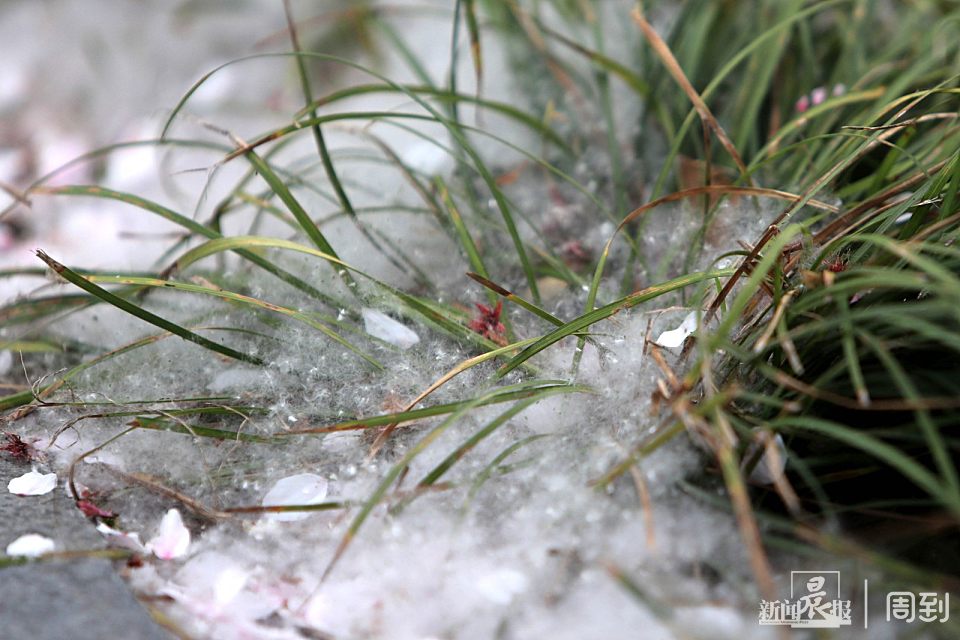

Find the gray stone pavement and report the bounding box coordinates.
[0,453,170,640]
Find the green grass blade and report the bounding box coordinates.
[131,416,280,444]
[37,184,346,308]
[418,383,591,487]
[283,382,572,434]
[84,274,382,370]
[35,251,263,366]
[779,416,956,513]
[172,235,508,349]
[437,176,489,279]
[239,149,358,294]
[498,269,734,377]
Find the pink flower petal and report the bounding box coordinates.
[795,95,810,113]
[146,509,191,560]
[7,470,58,496]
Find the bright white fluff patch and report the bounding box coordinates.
[146,509,191,560]
[361,308,420,349]
[261,473,329,522]
[475,568,529,605]
[654,311,699,349]
[7,470,57,496]
[6,533,55,557]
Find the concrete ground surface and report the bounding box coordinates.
[0,455,170,640]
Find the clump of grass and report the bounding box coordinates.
[1,0,959,634]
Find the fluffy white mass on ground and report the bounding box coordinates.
[0,2,806,639]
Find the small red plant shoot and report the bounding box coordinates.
[824,256,847,272]
[2,432,34,462]
[469,300,507,346]
[77,499,117,519]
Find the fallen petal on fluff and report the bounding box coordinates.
[6,533,55,557]
[654,311,699,349]
[164,552,281,621]
[0,350,12,376]
[7,470,58,496]
[96,522,146,553]
[261,473,329,522]
[146,509,191,560]
[361,308,420,349]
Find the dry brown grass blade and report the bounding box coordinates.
[66,423,228,522]
[0,181,30,217]
[913,208,960,242]
[842,112,958,132]
[616,185,837,236]
[664,368,777,601]
[663,316,778,607]
[752,290,796,354]
[702,359,777,602]
[703,88,957,329]
[628,464,657,551]
[631,7,750,182]
[715,426,778,600]
[806,157,952,246]
[757,430,803,517]
[104,467,231,522]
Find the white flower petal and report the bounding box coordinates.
[146,509,191,560]
[361,308,420,349]
[0,349,12,376]
[96,522,147,553]
[654,311,699,349]
[261,473,329,522]
[7,470,58,496]
[6,533,55,557]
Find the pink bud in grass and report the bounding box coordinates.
[832,83,846,96]
[811,86,828,106]
[795,94,810,113]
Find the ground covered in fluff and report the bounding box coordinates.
[2,2,924,639]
